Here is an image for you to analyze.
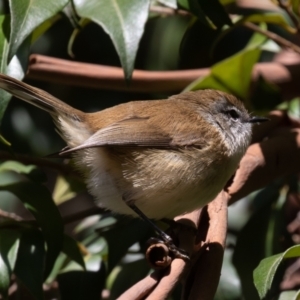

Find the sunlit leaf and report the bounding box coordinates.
[73,0,151,79]
[254,245,300,299]
[0,230,20,298]
[278,290,300,300]
[0,161,47,183]
[52,175,84,204]
[186,48,260,99]
[0,181,64,278]
[8,0,69,61]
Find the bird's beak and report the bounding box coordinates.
[248,116,269,123]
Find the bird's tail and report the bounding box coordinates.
[0,73,83,120]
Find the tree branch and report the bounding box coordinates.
[26,53,300,99]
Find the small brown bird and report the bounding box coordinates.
[0,74,266,257]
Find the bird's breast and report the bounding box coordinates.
[74,145,240,219]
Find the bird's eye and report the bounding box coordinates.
[227,109,239,120]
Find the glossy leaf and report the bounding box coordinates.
[0,181,64,278]
[14,229,45,300]
[73,0,151,79]
[0,230,20,298]
[254,245,300,299]
[8,0,69,61]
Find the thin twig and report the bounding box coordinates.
[244,22,300,54]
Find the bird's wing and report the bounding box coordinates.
[59,116,207,155]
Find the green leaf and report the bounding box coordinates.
[240,13,296,34]
[73,0,151,79]
[14,229,45,300]
[186,48,260,99]
[8,0,69,61]
[254,245,300,299]
[0,230,20,298]
[52,175,85,204]
[62,235,85,270]
[278,290,300,300]
[0,182,64,278]
[178,0,189,9]
[0,161,47,183]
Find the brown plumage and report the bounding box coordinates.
[0,73,260,219]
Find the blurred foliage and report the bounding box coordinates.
[0,0,299,299]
